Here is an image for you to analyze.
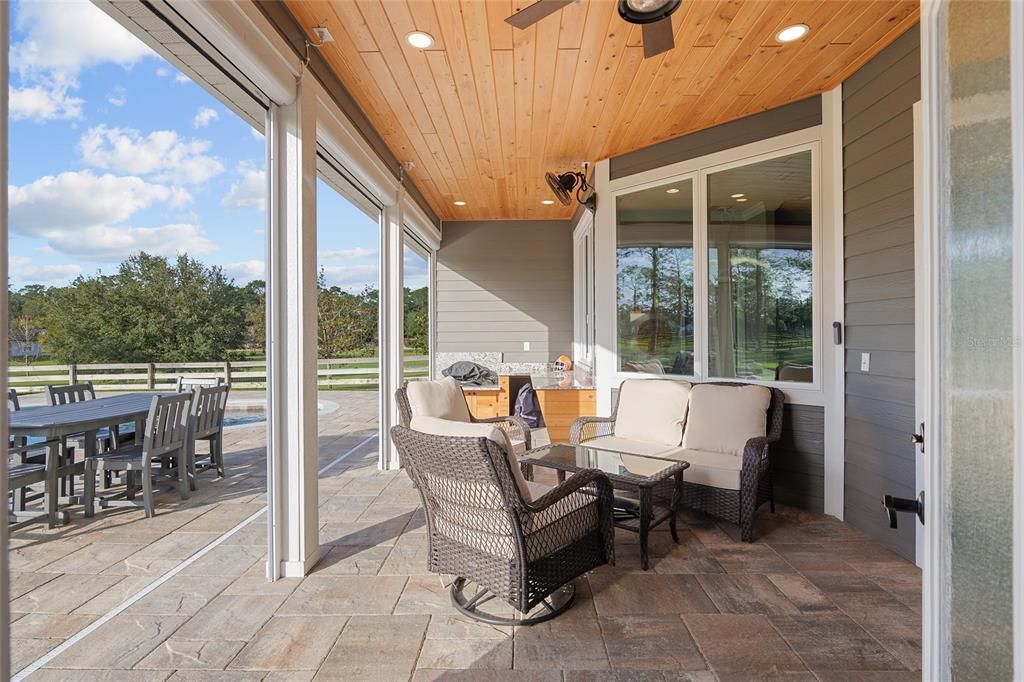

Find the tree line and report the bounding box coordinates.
[9,253,428,364]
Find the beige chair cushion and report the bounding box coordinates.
[681,384,771,456]
[582,435,679,459]
[409,416,533,501]
[406,376,472,422]
[614,379,692,447]
[623,360,666,374]
[660,448,742,490]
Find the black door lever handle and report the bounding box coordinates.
[882,492,924,528]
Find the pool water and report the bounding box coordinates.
[223,406,266,428]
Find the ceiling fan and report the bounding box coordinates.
[505,0,681,59]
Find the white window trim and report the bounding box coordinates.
[602,130,830,406]
[573,210,596,367]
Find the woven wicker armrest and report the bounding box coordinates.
[475,414,532,450]
[741,436,772,474]
[527,468,613,512]
[569,416,616,445]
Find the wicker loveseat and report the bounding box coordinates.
[570,379,784,541]
[391,421,614,624]
[396,376,532,453]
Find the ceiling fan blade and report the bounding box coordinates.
[642,17,675,58]
[505,0,575,30]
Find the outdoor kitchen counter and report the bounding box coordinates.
[462,373,597,442]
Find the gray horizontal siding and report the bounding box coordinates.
[437,220,573,364]
[774,405,825,513]
[842,24,920,561]
[610,96,822,180]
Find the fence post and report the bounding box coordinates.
[224,361,232,386]
[147,363,155,390]
[69,363,77,385]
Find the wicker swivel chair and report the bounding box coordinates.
[571,381,785,542]
[396,379,533,452]
[391,424,614,625]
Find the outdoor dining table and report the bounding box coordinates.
[9,392,170,528]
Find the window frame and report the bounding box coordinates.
[605,129,825,404]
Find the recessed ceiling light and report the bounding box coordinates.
[406,31,434,49]
[730,193,745,198]
[776,24,809,43]
[736,197,749,203]
[665,188,680,194]
[453,200,467,206]
[541,199,555,205]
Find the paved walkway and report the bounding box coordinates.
[8,391,922,680]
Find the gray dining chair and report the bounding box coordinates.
[176,376,224,393]
[46,381,119,494]
[188,384,230,480]
[6,440,61,528]
[84,393,193,519]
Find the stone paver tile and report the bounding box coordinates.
[135,638,247,670]
[395,575,467,616]
[315,614,428,680]
[767,574,839,613]
[565,673,716,682]
[707,544,795,574]
[8,571,60,600]
[650,531,725,575]
[10,612,97,639]
[8,538,88,572]
[311,545,391,575]
[125,532,220,561]
[769,543,860,573]
[801,571,890,596]
[125,575,234,616]
[512,618,608,671]
[827,591,921,671]
[167,672,264,681]
[278,575,407,616]
[317,495,373,523]
[173,593,288,641]
[11,637,61,674]
[588,572,718,616]
[319,517,409,547]
[683,613,808,674]
[599,615,707,671]
[416,637,513,670]
[769,612,905,672]
[222,522,268,547]
[178,544,265,577]
[222,576,303,596]
[47,614,188,669]
[696,574,802,615]
[11,573,124,614]
[356,503,419,524]
[176,503,266,533]
[25,670,172,681]
[426,614,512,640]
[335,475,394,496]
[40,542,149,575]
[713,672,817,681]
[101,556,182,577]
[73,576,156,614]
[230,615,347,671]
[415,671,561,682]
[379,534,430,576]
[263,672,317,682]
[814,672,921,681]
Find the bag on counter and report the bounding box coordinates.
[441,361,497,386]
[514,383,545,428]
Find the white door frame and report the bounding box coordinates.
[0,2,11,678]
[912,101,926,568]
[1011,0,1024,671]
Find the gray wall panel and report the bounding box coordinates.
[437,220,573,364]
[841,24,920,561]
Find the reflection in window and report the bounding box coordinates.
[707,151,813,382]
[616,179,694,375]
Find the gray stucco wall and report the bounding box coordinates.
[436,220,574,364]
[842,25,920,559]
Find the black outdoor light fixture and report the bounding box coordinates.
[545,162,595,210]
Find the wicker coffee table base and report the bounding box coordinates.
[450,577,576,626]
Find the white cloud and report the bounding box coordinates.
[12,0,154,79]
[9,84,83,121]
[79,125,224,185]
[223,260,266,282]
[193,106,219,128]
[320,247,376,260]
[320,264,378,290]
[107,86,127,107]
[155,67,170,78]
[221,164,265,210]
[10,256,82,285]
[45,224,217,261]
[175,73,191,84]
[9,171,188,234]
[250,127,264,140]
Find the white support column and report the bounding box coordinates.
[378,193,404,470]
[593,159,617,415]
[1,3,11,677]
[265,75,320,579]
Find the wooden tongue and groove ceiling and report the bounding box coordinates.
[284,0,919,221]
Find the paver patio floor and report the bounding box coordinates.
[8,391,922,680]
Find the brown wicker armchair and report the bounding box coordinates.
[570,381,785,542]
[391,425,614,625]
[396,382,533,451]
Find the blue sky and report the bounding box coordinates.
[7,0,425,292]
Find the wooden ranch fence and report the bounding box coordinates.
[8,356,429,393]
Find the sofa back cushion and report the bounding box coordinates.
[681,383,771,456]
[615,379,692,446]
[409,415,533,501]
[406,376,472,422]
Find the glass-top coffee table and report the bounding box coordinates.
[521,443,690,570]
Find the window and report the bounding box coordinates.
[616,178,695,376]
[708,151,813,382]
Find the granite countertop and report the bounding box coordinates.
[459,371,594,392]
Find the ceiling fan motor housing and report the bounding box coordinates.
[618,0,682,25]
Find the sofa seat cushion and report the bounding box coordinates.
[613,379,692,446]
[659,448,742,491]
[406,376,472,422]
[582,435,679,458]
[409,415,532,501]
[681,383,771,456]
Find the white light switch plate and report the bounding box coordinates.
[523,341,531,351]
[860,352,870,372]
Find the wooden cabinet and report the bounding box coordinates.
[535,389,597,443]
[463,390,499,420]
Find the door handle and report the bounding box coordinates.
[882,492,924,528]
[832,321,843,345]
[911,422,925,454]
